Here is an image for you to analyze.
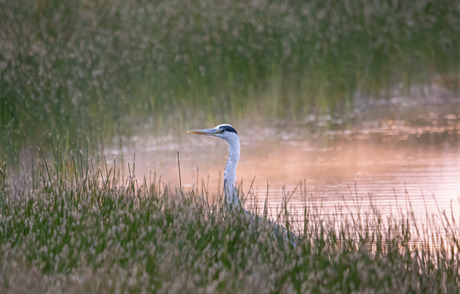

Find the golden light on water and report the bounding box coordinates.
[106,128,460,224]
[105,104,460,252]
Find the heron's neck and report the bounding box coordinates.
[224,138,240,206]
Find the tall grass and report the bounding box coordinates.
[0,149,459,293]
[1,0,460,163]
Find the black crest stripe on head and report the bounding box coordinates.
[220,125,238,134]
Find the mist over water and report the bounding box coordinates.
[106,98,460,225]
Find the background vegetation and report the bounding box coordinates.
[1,0,460,164]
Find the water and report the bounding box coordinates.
[106,98,460,235]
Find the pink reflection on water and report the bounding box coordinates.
[105,99,460,249]
[105,127,460,224]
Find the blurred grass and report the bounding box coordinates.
[1,0,460,164]
[0,149,459,293]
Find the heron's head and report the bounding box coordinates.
[188,124,238,144]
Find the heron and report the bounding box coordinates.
[188,124,298,247]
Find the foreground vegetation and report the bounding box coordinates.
[1,0,460,163]
[0,151,459,293]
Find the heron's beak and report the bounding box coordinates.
[187,128,219,136]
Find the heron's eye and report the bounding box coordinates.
[218,129,224,134]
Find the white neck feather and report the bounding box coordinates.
[223,135,240,207]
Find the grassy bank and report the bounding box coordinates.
[0,152,459,293]
[1,0,460,163]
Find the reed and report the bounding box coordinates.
[0,150,458,293]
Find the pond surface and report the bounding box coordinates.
[106,97,460,234]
